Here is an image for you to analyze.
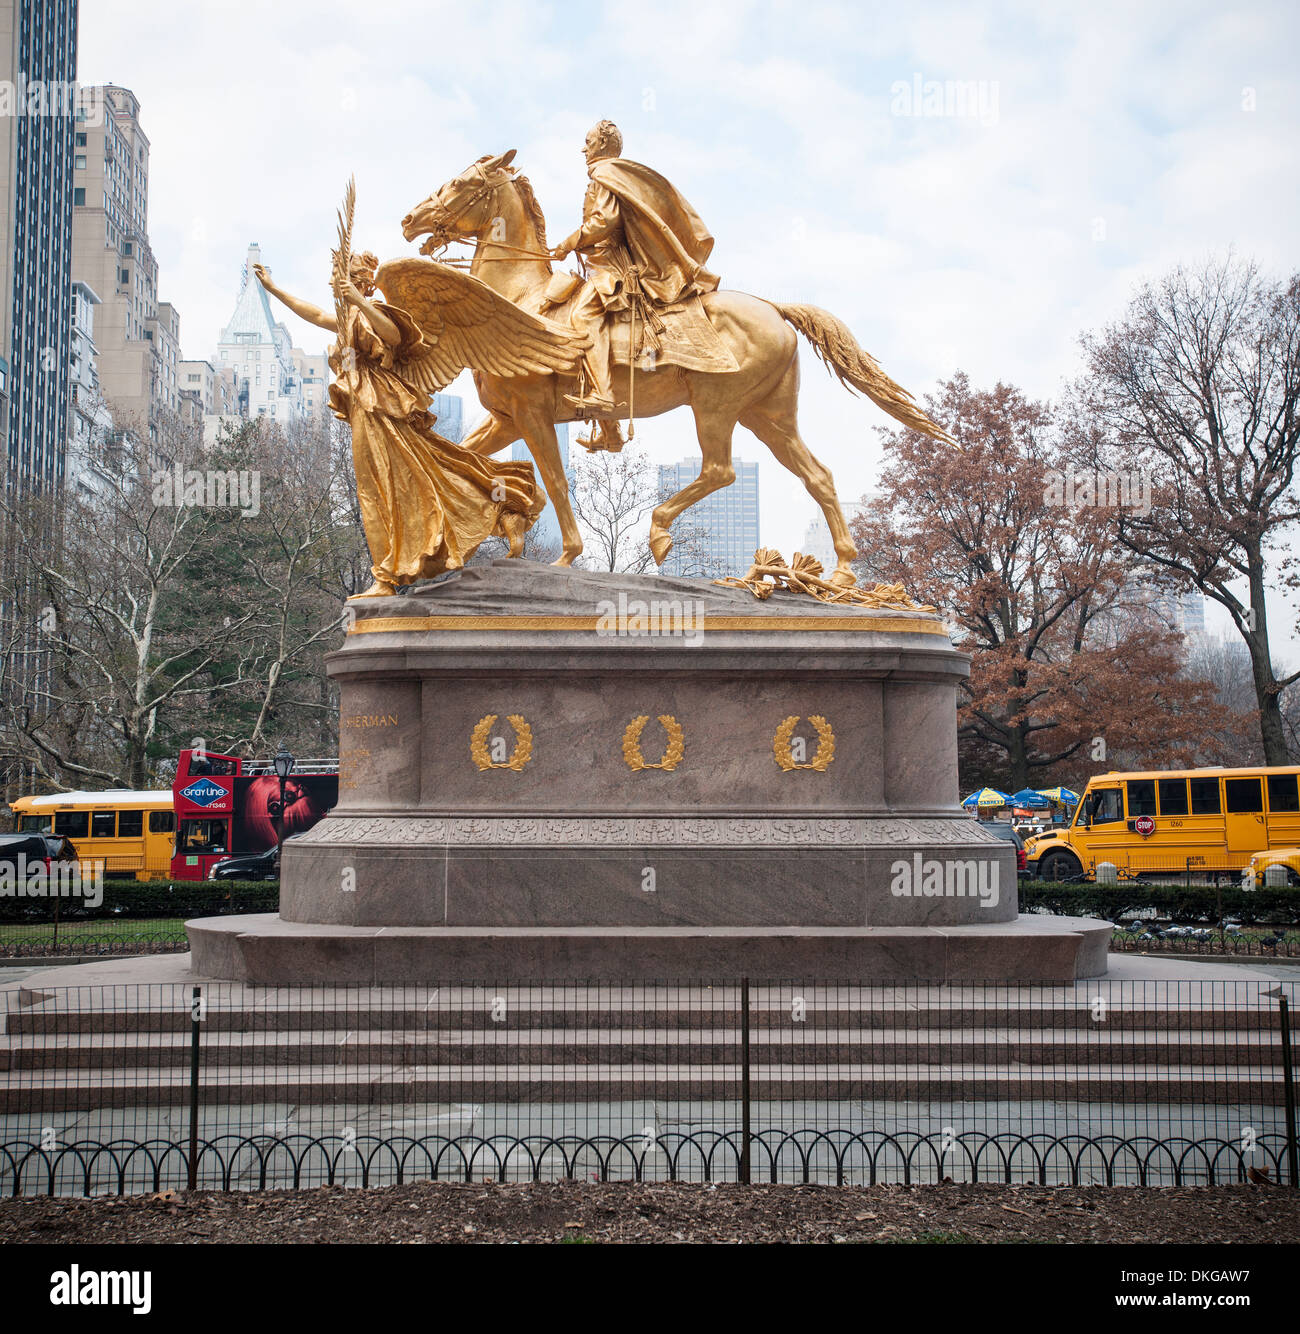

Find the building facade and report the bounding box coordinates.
[0,0,78,492]
[70,84,184,440]
[657,455,759,577]
[66,278,114,496]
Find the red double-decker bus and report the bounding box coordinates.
[170,749,339,880]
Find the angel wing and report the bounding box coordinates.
[373,257,589,392]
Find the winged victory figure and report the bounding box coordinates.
[254,181,589,597]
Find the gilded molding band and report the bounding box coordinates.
[347,614,949,636]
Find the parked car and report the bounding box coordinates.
[0,833,79,876]
[206,835,301,883]
[979,821,1028,877]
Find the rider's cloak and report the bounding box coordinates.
[587,158,720,306]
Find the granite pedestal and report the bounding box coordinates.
[187,561,1109,982]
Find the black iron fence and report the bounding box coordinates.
[1,978,1296,1195]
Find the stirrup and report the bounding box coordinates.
[576,419,626,454]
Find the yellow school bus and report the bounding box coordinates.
[9,791,176,881]
[1023,766,1300,883]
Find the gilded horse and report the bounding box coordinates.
[398,151,951,587]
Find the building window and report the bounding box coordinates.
[74,154,85,169]
[73,187,84,205]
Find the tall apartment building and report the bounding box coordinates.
[657,456,759,577]
[71,84,183,438]
[0,0,78,492]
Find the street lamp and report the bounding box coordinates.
[271,742,295,858]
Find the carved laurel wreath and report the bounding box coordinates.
[622,715,685,771]
[470,714,534,771]
[773,715,835,772]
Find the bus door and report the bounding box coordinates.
[1265,773,1300,849]
[1223,776,1265,859]
[1078,785,1127,872]
[1125,779,1161,874]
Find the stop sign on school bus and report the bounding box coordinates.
[1134,814,1156,837]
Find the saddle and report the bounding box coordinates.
[540,271,739,375]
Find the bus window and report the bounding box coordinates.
[1158,779,1189,816]
[149,811,175,833]
[90,810,116,838]
[1267,775,1300,812]
[179,819,227,854]
[1189,778,1221,815]
[118,810,143,837]
[1092,789,1123,824]
[1127,780,1156,817]
[1225,778,1262,814]
[54,811,89,838]
[18,815,50,832]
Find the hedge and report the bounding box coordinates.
[0,877,278,923]
[1019,881,1298,925]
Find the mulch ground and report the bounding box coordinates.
[0,1180,1295,1244]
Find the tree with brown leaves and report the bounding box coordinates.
[853,374,1224,792]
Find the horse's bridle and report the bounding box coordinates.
[418,162,502,255]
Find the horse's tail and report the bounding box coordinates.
[776,303,954,444]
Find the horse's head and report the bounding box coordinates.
[401,149,520,256]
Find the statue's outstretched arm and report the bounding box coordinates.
[253,263,336,332]
[340,285,402,348]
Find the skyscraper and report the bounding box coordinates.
[71,84,184,438]
[214,244,307,426]
[657,456,759,577]
[0,0,78,492]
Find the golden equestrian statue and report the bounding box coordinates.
[395,121,952,589]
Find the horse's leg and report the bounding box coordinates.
[460,411,519,456]
[649,400,738,567]
[515,402,583,566]
[738,365,859,587]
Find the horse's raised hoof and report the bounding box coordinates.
[827,567,857,589]
[552,552,579,568]
[649,526,673,566]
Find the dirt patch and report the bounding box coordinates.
[0,1180,1294,1244]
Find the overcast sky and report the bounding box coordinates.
[79,0,1300,659]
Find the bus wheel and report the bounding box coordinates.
[1039,850,1082,882]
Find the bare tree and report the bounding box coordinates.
[0,416,262,789]
[570,445,714,575]
[1077,255,1300,763]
